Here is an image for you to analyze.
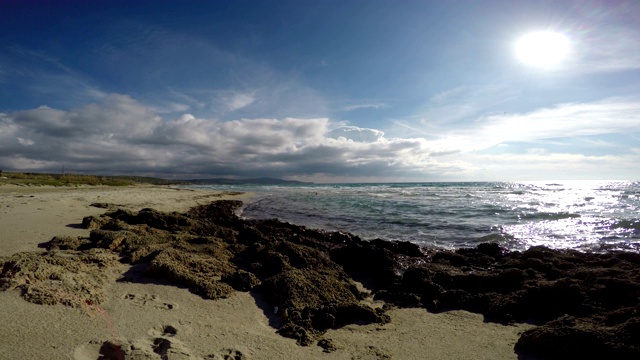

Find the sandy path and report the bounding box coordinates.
[0,185,532,359]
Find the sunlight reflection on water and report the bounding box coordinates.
[192,180,640,252]
[496,181,639,251]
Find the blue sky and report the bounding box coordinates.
[1,0,639,182]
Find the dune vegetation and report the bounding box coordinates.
[0,171,180,187]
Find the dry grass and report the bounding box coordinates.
[0,172,135,186]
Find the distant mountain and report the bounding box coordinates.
[186,177,312,185]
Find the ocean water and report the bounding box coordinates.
[188,181,640,252]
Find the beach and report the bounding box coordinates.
[0,184,536,359]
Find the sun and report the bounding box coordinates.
[514,31,571,68]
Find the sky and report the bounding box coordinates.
[0,0,639,182]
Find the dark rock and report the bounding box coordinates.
[146,248,235,300]
[90,202,112,209]
[515,314,639,359]
[7,200,640,357]
[108,208,193,232]
[433,251,469,267]
[82,215,108,229]
[370,238,423,257]
[187,200,244,228]
[277,323,315,346]
[44,235,88,251]
[330,241,402,289]
[222,269,260,291]
[317,338,337,353]
[260,268,389,345]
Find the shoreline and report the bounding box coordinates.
[0,184,254,256]
[3,185,639,359]
[194,181,640,254]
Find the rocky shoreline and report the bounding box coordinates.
[2,200,639,359]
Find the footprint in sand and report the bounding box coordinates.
[148,324,179,338]
[75,324,203,360]
[122,293,178,310]
[75,323,252,360]
[206,348,248,360]
[350,345,392,360]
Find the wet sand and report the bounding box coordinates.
[0,184,532,359]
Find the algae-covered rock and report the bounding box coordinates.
[11,197,640,356]
[261,269,362,309]
[221,269,260,291]
[45,235,90,251]
[147,248,235,299]
[318,338,338,353]
[0,249,118,310]
[366,243,640,358]
[82,215,108,229]
[261,268,389,345]
[187,200,244,228]
[514,314,639,359]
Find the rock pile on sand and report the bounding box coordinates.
[0,249,119,313]
[2,199,640,358]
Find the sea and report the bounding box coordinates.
[187,181,640,252]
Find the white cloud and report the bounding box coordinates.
[342,102,388,111]
[327,126,384,143]
[223,92,256,111]
[418,84,515,126]
[429,97,640,152]
[1,94,638,181]
[429,86,468,103]
[575,137,617,148]
[0,94,449,179]
[458,152,640,181]
[151,102,191,114]
[17,137,34,146]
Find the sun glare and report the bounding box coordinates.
[515,31,571,68]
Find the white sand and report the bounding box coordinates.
[0,185,533,359]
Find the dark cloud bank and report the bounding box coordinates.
[0,94,449,181]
